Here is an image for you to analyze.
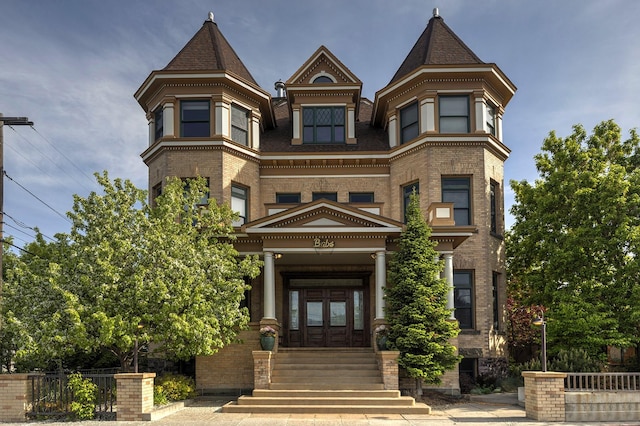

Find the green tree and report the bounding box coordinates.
[385,192,461,394]
[3,172,261,370]
[508,120,640,358]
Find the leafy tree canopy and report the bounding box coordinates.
[2,172,261,370]
[385,192,460,388]
[507,120,640,356]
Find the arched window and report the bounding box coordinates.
[313,75,333,83]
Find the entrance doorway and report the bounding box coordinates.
[284,275,370,347]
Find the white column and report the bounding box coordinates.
[375,250,386,320]
[475,97,486,133]
[443,252,455,320]
[348,107,356,139]
[292,108,300,139]
[251,114,260,149]
[163,102,174,137]
[421,98,435,132]
[263,251,276,319]
[215,101,230,138]
[496,112,503,142]
[388,115,397,148]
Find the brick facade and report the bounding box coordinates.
[114,373,156,421]
[136,11,515,396]
[0,374,35,422]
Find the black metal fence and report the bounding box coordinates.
[28,370,117,420]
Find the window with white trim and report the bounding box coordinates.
[303,107,345,143]
[231,104,249,146]
[439,96,469,133]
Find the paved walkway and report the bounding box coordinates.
[6,393,636,425]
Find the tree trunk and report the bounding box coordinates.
[415,377,423,397]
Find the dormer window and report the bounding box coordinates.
[303,107,345,143]
[313,76,333,83]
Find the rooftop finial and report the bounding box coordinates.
[207,11,214,22]
[433,7,440,18]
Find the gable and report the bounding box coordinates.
[242,200,403,235]
[287,46,361,85]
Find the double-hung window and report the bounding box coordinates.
[402,182,419,223]
[154,107,163,141]
[181,100,210,137]
[439,96,469,133]
[454,270,474,329]
[486,103,496,136]
[490,180,498,234]
[442,177,471,225]
[231,104,249,146]
[231,184,248,227]
[400,102,419,144]
[303,107,345,143]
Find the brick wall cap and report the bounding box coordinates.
[377,351,400,358]
[0,373,41,380]
[114,373,157,379]
[522,371,567,379]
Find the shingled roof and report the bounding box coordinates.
[163,13,259,86]
[389,14,484,84]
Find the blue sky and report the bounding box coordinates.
[1,0,639,247]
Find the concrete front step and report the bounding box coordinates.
[222,403,432,415]
[252,389,401,398]
[269,382,386,390]
[272,369,380,378]
[236,396,418,406]
[219,348,431,415]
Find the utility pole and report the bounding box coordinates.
[0,114,34,327]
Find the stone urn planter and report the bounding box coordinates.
[260,335,275,351]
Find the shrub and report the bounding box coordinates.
[154,374,196,402]
[67,373,97,420]
[549,348,602,373]
[153,384,168,405]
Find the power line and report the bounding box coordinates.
[1,238,37,257]
[2,211,56,241]
[29,125,98,187]
[7,125,95,194]
[3,170,71,224]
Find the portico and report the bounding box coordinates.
[236,199,471,349]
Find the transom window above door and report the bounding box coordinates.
[303,107,345,143]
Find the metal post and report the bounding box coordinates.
[533,312,547,372]
[0,115,33,331]
[541,315,547,372]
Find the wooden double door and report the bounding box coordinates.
[284,277,370,348]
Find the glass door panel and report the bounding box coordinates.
[306,301,323,326]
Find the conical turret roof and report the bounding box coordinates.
[163,13,258,86]
[390,13,484,84]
